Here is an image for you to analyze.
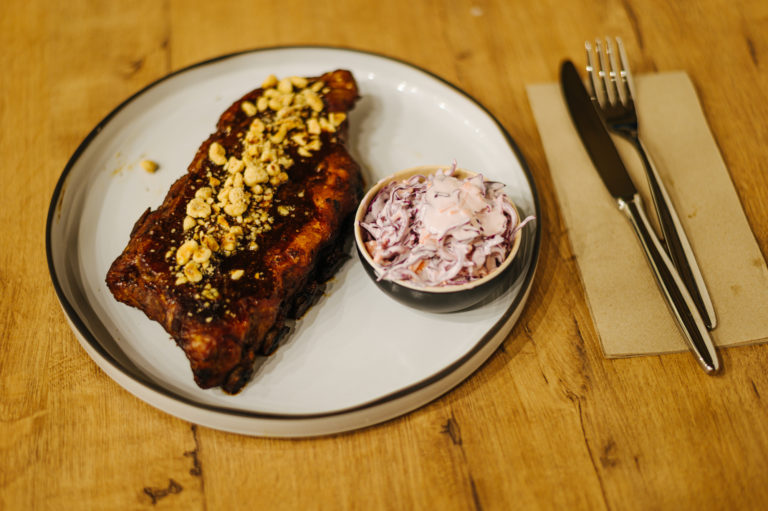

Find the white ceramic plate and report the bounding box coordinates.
[46,47,541,437]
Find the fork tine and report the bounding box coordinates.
[596,39,619,106]
[584,41,601,103]
[615,37,636,103]
[605,38,627,106]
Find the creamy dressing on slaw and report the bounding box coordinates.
[360,164,533,287]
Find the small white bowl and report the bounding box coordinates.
[354,165,524,313]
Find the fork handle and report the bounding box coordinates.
[630,135,717,330]
[619,194,719,373]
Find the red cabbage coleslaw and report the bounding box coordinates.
[359,163,535,287]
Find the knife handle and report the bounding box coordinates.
[633,137,717,330]
[619,194,720,373]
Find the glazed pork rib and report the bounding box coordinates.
[106,70,362,393]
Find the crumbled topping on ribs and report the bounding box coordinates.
[106,70,362,393]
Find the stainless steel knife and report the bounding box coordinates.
[560,60,719,373]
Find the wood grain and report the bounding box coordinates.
[2,0,767,509]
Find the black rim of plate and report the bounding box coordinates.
[45,45,542,423]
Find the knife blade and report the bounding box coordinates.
[560,60,720,373]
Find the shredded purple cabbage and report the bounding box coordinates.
[360,163,535,287]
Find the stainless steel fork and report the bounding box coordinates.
[585,37,716,330]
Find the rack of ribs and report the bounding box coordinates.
[106,69,362,394]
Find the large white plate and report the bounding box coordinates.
[46,47,541,437]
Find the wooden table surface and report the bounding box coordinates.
[3,0,767,509]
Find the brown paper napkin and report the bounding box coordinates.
[526,71,768,356]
